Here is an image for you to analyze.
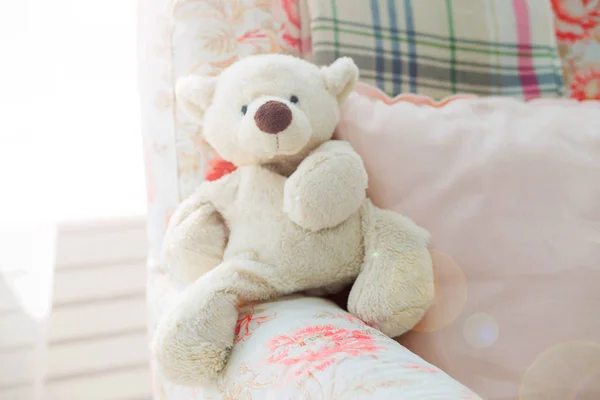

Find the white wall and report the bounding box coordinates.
[0,0,146,223]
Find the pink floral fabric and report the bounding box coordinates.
[273,0,312,56]
[267,324,382,376]
[149,296,481,400]
[552,0,600,99]
[234,305,276,344]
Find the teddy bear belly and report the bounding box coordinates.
[224,210,365,289]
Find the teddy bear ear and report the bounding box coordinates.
[321,57,359,104]
[175,75,218,121]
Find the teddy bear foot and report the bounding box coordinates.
[153,311,235,385]
[153,276,239,386]
[348,203,435,338]
[155,340,231,386]
[365,306,429,338]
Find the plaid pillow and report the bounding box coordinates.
[307,0,566,99]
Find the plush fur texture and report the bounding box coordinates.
[154,54,435,386]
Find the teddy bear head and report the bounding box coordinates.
[176,54,359,170]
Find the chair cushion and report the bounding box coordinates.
[308,0,565,99]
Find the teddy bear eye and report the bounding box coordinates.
[290,95,299,104]
[241,105,248,115]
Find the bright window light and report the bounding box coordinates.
[0,0,146,223]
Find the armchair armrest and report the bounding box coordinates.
[150,295,480,399]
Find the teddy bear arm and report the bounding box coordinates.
[162,180,230,284]
[348,203,435,337]
[284,140,368,232]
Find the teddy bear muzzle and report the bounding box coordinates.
[254,100,293,134]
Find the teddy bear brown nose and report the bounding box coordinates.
[254,101,293,134]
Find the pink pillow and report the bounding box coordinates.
[336,83,600,400]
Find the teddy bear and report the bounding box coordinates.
[153,54,435,386]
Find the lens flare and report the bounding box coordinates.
[413,249,468,332]
[520,341,600,400]
[463,312,499,349]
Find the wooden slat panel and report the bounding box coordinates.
[0,224,56,275]
[0,274,22,313]
[0,385,35,400]
[0,313,43,350]
[47,332,149,379]
[56,219,147,268]
[52,261,146,306]
[0,348,39,387]
[58,217,146,235]
[44,366,151,400]
[48,297,147,343]
[36,217,153,399]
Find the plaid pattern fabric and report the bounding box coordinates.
[308,0,566,99]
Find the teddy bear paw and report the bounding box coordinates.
[284,151,367,232]
[154,337,230,385]
[152,283,239,385]
[366,306,429,338]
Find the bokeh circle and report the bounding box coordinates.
[413,249,468,333]
[519,341,600,400]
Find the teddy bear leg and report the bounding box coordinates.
[347,202,435,338]
[152,266,239,385]
[153,256,289,385]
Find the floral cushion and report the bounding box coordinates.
[149,296,481,399]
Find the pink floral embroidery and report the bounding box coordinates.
[273,0,311,53]
[314,311,367,326]
[216,362,278,400]
[266,324,382,376]
[279,0,301,49]
[338,313,364,325]
[145,160,156,204]
[569,65,600,99]
[235,306,276,344]
[551,0,600,43]
[178,151,202,175]
[405,364,441,373]
[174,0,298,76]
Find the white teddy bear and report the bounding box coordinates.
[153,54,435,385]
